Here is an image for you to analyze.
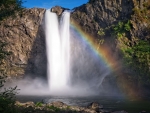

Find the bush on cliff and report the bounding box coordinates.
[122,40,150,87]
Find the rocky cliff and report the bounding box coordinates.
[71,0,134,37]
[0,8,46,78]
[0,0,149,94]
[71,0,150,40]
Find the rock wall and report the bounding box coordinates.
[0,8,46,78]
[70,0,150,73]
[71,0,134,38]
[71,0,149,41]
[0,0,149,80]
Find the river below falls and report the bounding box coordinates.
[16,95,150,113]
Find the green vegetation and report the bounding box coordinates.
[109,0,150,89]
[121,40,150,86]
[0,0,24,113]
[0,81,18,113]
[0,41,19,113]
[97,20,132,38]
[0,0,24,21]
[112,20,132,38]
[47,105,61,112]
[97,28,105,36]
[116,0,150,88]
[35,102,43,107]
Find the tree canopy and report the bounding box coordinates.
[0,0,24,21]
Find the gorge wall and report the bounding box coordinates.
[0,8,46,78]
[0,0,149,85]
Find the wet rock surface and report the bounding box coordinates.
[15,101,130,113]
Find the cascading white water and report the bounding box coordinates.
[45,10,70,93]
[60,11,70,85]
[44,9,113,96]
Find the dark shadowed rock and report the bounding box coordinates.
[139,111,147,113]
[100,109,111,113]
[112,110,128,113]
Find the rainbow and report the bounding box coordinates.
[70,19,140,100]
[70,20,118,71]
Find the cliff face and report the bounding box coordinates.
[71,0,150,73]
[70,0,150,96]
[71,0,149,40]
[0,8,46,77]
[0,0,149,81]
[71,0,134,37]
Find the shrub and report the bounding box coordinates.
[0,41,18,113]
[121,40,150,86]
[112,20,132,38]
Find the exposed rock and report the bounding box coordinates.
[15,101,35,107]
[0,8,46,78]
[71,0,134,38]
[51,6,69,16]
[14,101,102,113]
[88,102,102,112]
[15,101,131,113]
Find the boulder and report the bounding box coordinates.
[47,101,68,109]
[15,101,35,107]
[88,102,102,112]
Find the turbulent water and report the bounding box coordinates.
[45,10,70,94]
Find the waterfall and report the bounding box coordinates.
[44,9,112,96]
[60,11,70,86]
[45,10,70,94]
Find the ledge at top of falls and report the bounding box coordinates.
[51,6,70,16]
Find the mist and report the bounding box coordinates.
[3,10,123,98]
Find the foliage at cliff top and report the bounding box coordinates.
[0,0,24,21]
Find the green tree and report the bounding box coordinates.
[0,0,24,21]
[112,20,132,38]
